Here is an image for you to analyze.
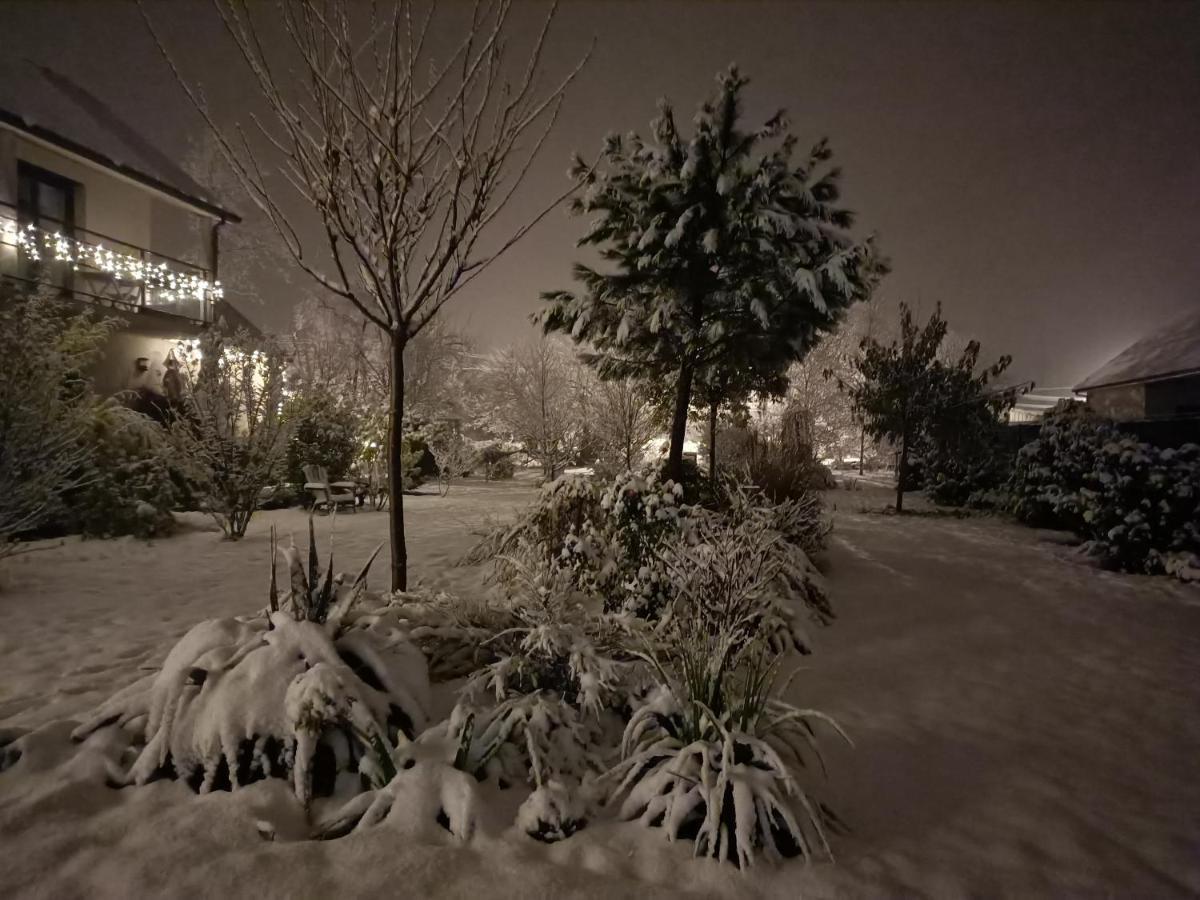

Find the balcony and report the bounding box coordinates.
[0,200,222,323]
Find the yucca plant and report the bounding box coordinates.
[72,521,428,809]
[610,625,850,868]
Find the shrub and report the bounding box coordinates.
[284,392,358,485]
[1080,440,1200,577]
[0,286,109,559]
[167,328,291,539]
[68,401,178,539]
[1009,402,1118,531]
[478,443,517,480]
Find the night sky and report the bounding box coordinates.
[3,0,1198,388]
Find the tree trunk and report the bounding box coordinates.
[858,425,865,476]
[388,337,408,591]
[707,399,719,490]
[667,362,694,482]
[895,428,908,514]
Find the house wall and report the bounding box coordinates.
[1086,383,1145,421]
[1145,374,1200,419]
[0,128,213,270]
[1,128,222,398]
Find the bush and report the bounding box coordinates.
[1009,402,1118,531]
[67,402,178,538]
[1080,440,1200,577]
[478,444,516,480]
[924,430,1011,509]
[284,393,358,486]
[1009,402,1200,578]
[166,327,291,539]
[0,286,109,559]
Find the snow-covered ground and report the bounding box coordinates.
[2,479,1199,897]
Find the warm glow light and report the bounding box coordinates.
[1,216,223,304]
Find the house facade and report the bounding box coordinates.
[0,62,256,399]
[1074,309,1200,423]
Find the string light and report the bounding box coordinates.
[0,216,223,305]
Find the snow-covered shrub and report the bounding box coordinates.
[67,401,178,539]
[283,391,358,486]
[1080,440,1200,576]
[449,566,644,791]
[924,429,1012,510]
[608,619,849,868]
[72,527,429,806]
[672,483,833,654]
[388,589,519,681]
[1009,402,1119,531]
[0,285,109,560]
[469,469,692,618]
[167,327,291,539]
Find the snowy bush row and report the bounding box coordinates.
[56,467,845,868]
[1010,402,1200,580]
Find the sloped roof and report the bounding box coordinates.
[0,61,239,222]
[1076,308,1200,391]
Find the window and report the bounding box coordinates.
[17,161,80,290]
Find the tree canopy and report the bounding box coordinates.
[540,66,884,480]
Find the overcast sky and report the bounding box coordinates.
[3,0,1198,388]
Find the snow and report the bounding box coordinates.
[3,478,1200,896]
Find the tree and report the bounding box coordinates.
[540,66,883,482]
[168,326,290,539]
[148,0,588,589]
[844,303,1011,513]
[589,376,661,473]
[476,338,585,481]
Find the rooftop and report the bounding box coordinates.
[1075,308,1200,392]
[0,61,239,222]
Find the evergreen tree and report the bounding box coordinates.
[846,303,1011,512]
[540,66,883,481]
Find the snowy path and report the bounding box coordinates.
[787,493,1200,897]
[1,484,1199,897]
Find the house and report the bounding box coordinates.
[1005,387,1075,423]
[0,61,257,399]
[1074,309,1200,422]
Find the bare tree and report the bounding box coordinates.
[589,375,660,472]
[146,0,588,589]
[476,338,583,481]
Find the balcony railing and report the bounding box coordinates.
[0,200,222,323]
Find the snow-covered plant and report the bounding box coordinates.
[471,468,693,619]
[450,565,644,790]
[166,326,290,540]
[72,528,429,807]
[609,623,849,868]
[1080,440,1200,577]
[388,590,519,681]
[1009,401,1119,531]
[666,481,832,653]
[540,65,883,483]
[68,401,179,539]
[0,285,109,561]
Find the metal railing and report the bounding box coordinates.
[0,200,219,323]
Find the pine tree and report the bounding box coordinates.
[540,66,884,481]
[845,303,1011,512]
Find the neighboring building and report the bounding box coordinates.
[1074,309,1200,422]
[0,62,257,398]
[1005,387,1075,423]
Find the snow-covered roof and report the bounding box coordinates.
[0,61,240,222]
[1075,308,1200,392]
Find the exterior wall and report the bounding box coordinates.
[1,128,225,398]
[0,128,215,274]
[1145,374,1200,419]
[1087,383,1146,421]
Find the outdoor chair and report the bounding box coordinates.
[303,464,358,514]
